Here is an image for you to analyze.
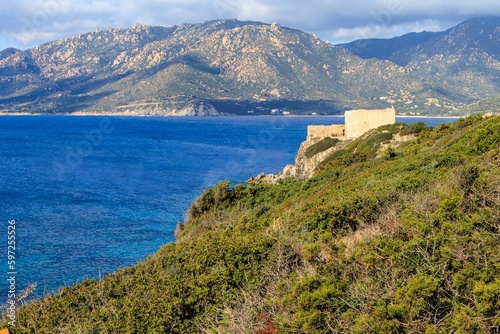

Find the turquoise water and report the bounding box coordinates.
[0,115,455,301]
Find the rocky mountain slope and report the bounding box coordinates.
[459,94,500,115]
[0,17,499,115]
[343,17,500,111]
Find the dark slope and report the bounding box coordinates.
[340,30,445,61]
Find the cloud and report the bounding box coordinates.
[1,0,500,50]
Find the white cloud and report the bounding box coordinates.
[11,31,60,47]
[326,19,458,43]
[1,0,500,50]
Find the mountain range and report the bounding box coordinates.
[0,17,499,115]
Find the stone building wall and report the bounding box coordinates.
[250,107,398,183]
[306,125,345,142]
[305,107,395,143]
[345,107,395,138]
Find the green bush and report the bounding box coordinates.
[305,137,340,158]
[399,121,429,136]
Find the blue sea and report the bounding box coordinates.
[0,115,456,302]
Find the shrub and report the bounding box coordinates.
[399,122,429,136]
[383,146,396,159]
[305,137,340,158]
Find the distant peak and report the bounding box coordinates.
[129,23,154,32]
[131,23,151,29]
[0,47,21,54]
[450,16,500,31]
[270,22,281,31]
[461,16,500,24]
[201,18,267,29]
[0,47,21,60]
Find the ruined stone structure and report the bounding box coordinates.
[344,107,396,139]
[306,107,395,141]
[306,124,345,142]
[247,107,398,183]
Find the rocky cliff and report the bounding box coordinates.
[250,123,417,183]
[248,137,349,182]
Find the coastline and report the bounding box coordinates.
[0,112,465,118]
[396,115,462,119]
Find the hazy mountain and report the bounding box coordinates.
[342,17,500,65]
[341,17,500,112]
[0,17,499,115]
[340,31,445,61]
[390,16,500,65]
[0,47,21,61]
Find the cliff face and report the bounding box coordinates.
[251,108,401,181]
[251,122,416,182]
[247,130,349,183]
[280,137,348,179]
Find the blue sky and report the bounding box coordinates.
[1,0,500,50]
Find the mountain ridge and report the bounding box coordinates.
[1,17,499,115]
[339,30,446,62]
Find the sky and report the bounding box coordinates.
[1,0,500,51]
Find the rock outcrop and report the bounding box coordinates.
[249,119,418,183]
[279,137,349,179]
[247,134,350,183]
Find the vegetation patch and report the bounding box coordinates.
[399,121,429,136]
[3,115,500,333]
[304,137,340,158]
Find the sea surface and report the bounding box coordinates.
[0,115,456,302]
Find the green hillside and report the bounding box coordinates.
[3,114,499,333]
[458,95,500,115]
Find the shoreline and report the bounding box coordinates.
[0,112,465,118]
